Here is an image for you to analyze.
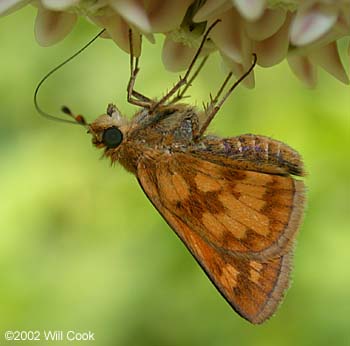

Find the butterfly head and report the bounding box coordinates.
[88,104,129,151]
[62,103,128,151]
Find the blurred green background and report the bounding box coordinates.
[1,6,349,346]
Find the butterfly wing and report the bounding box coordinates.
[139,151,305,259]
[137,150,304,323]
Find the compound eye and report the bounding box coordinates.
[102,127,123,148]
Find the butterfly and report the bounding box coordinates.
[59,21,306,324]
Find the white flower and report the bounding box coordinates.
[1,0,349,86]
[288,1,350,86]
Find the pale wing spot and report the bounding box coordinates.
[239,195,266,211]
[249,261,263,284]
[157,167,180,203]
[219,213,248,239]
[250,261,263,272]
[220,264,239,289]
[195,160,223,178]
[202,212,224,240]
[194,173,221,192]
[249,270,260,285]
[202,212,248,244]
[242,171,273,185]
[171,173,190,201]
[234,183,266,199]
[219,193,270,236]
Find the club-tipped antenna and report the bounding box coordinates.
[34,29,106,124]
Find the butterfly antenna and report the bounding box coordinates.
[34,29,106,124]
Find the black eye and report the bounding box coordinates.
[102,127,123,148]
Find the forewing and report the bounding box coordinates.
[137,157,294,323]
[139,152,304,260]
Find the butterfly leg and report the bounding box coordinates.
[169,55,209,105]
[149,19,221,112]
[127,30,153,107]
[195,54,257,139]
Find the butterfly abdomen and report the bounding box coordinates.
[232,134,304,176]
[193,134,304,177]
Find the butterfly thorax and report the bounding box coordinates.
[129,104,201,146]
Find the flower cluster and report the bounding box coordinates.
[1,0,349,87]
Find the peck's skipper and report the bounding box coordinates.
[55,21,306,324]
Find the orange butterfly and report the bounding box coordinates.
[60,21,305,324]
